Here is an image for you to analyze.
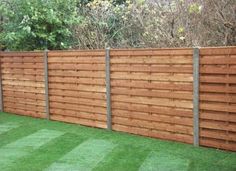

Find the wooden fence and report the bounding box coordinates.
[0,47,235,151]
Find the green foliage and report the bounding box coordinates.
[0,0,80,50]
[189,3,202,14]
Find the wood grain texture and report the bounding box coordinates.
[199,47,236,151]
[1,47,236,151]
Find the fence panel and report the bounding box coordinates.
[47,50,107,128]
[0,52,45,118]
[199,47,236,151]
[110,48,194,144]
[0,47,236,151]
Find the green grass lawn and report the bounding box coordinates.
[0,112,235,171]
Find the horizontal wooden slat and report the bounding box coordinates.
[50,114,107,129]
[4,108,45,118]
[2,63,44,69]
[200,47,236,55]
[49,83,105,92]
[3,85,45,94]
[113,116,192,135]
[48,64,105,71]
[48,57,105,63]
[4,102,45,113]
[111,80,193,91]
[49,77,105,85]
[48,50,105,57]
[50,102,107,115]
[200,111,236,122]
[200,129,236,141]
[200,138,236,151]
[3,90,45,100]
[200,120,236,132]
[50,108,106,122]
[110,49,193,56]
[112,124,193,144]
[113,109,193,126]
[200,75,236,84]
[112,95,193,109]
[110,56,192,64]
[200,66,236,74]
[2,74,44,82]
[200,84,236,93]
[111,87,192,100]
[48,70,105,78]
[111,65,192,73]
[200,56,236,64]
[111,72,193,82]
[1,57,43,63]
[49,89,106,100]
[2,80,44,88]
[4,97,45,106]
[1,68,44,75]
[112,101,193,117]
[200,103,236,113]
[49,95,106,107]
[0,52,43,57]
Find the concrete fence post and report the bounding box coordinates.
[44,50,50,120]
[193,48,200,146]
[105,48,112,130]
[0,55,3,112]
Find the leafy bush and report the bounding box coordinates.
[0,0,80,50]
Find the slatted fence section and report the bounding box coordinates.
[110,49,194,144]
[47,50,107,128]
[0,52,45,118]
[199,47,236,151]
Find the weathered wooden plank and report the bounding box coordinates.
[48,70,105,78]
[49,102,107,115]
[110,57,192,64]
[113,116,192,135]
[111,72,193,82]
[49,95,106,107]
[48,64,105,70]
[111,87,193,100]
[49,89,106,100]
[110,49,193,56]
[112,101,193,117]
[111,80,193,91]
[48,50,105,57]
[112,95,193,109]
[48,57,105,63]
[50,108,106,121]
[111,65,192,73]
[112,109,193,126]
[50,114,107,128]
[48,77,105,85]
[200,138,236,151]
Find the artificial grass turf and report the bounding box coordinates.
[0,112,235,171]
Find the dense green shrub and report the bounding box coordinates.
[0,0,80,50]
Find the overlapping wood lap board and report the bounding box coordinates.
[109,49,194,144]
[1,47,236,151]
[47,50,107,128]
[199,47,236,151]
[0,52,45,118]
